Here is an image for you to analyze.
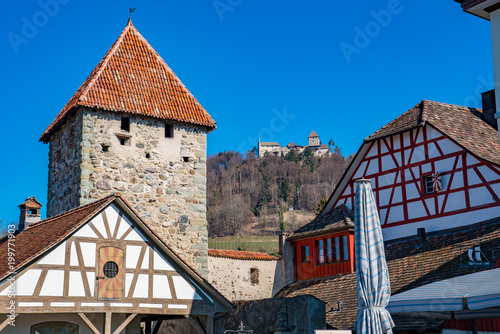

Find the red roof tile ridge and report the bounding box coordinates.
[131,25,206,117]
[208,248,280,260]
[78,22,133,102]
[24,194,115,231]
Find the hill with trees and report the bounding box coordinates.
[207,147,351,237]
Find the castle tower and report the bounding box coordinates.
[39,20,216,276]
[308,130,320,147]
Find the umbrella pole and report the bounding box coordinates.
[472,319,478,334]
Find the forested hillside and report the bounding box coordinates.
[207,147,351,237]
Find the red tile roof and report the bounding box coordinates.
[278,217,500,330]
[208,249,279,261]
[308,130,319,138]
[40,19,216,143]
[366,100,500,165]
[0,195,114,280]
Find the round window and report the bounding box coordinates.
[103,261,119,278]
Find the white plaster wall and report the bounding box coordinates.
[0,313,141,334]
[208,256,283,301]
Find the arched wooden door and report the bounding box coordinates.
[98,246,124,299]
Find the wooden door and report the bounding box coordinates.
[98,247,123,299]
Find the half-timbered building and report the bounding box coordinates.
[279,99,500,331]
[321,99,500,241]
[0,194,230,334]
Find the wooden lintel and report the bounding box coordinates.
[78,313,100,334]
[112,313,137,334]
[185,315,204,334]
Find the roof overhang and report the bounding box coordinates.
[288,227,354,242]
[456,0,500,20]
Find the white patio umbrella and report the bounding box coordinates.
[354,179,394,334]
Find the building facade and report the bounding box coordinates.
[39,20,215,276]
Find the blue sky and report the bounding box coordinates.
[0,0,493,222]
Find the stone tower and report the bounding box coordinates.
[39,20,216,276]
[308,130,320,147]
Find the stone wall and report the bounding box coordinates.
[47,109,83,217]
[47,107,209,276]
[208,255,284,301]
[215,295,326,334]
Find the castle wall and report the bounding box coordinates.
[47,110,83,217]
[48,107,209,277]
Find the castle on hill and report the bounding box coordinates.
[257,130,330,158]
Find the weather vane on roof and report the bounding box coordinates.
[129,7,137,20]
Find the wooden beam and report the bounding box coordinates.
[145,321,151,334]
[184,315,203,334]
[0,315,15,331]
[206,314,214,334]
[78,313,100,334]
[112,313,137,334]
[105,311,112,334]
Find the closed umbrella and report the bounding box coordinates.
[354,179,394,334]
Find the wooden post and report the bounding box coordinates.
[0,315,15,331]
[207,313,214,334]
[105,311,112,334]
[152,320,163,334]
[145,321,151,334]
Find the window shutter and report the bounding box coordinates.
[98,247,124,299]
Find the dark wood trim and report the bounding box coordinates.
[485,2,500,13]
[112,214,122,239]
[168,275,177,300]
[112,313,137,334]
[75,241,92,297]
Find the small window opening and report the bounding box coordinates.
[165,123,174,138]
[146,153,151,159]
[250,268,259,284]
[121,116,130,132]
[342,235,349,261]
[424,175,434,194]
[116,135,131,146]
[101,143,110,152]
[183,156,189,163]
[301,245,310,263]
[29,209,38,215]
[103,261,119,278]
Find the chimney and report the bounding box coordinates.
[417,228,426,244]
[481,89,498,130]
[18,197,42,232]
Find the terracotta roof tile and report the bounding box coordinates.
[366,100,500,165]
[289,204,354,240]
[308,131,319,138]
[278,217,500,330]
[18,196,42,209]
[40,20,216,143]
[0,195,114,280]
[208,249,279,261]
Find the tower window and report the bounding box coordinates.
[183,156,189,163]
[165,123,174,138]
[28,209,38,215]
[121,116,130,132]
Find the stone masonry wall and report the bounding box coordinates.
[48,107,209,276]
[208,256,284,301]
[47,109,83,217]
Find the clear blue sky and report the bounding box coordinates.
[0,0,493,222]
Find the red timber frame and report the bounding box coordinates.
[293,231,355,281]
[333,125,500,228]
